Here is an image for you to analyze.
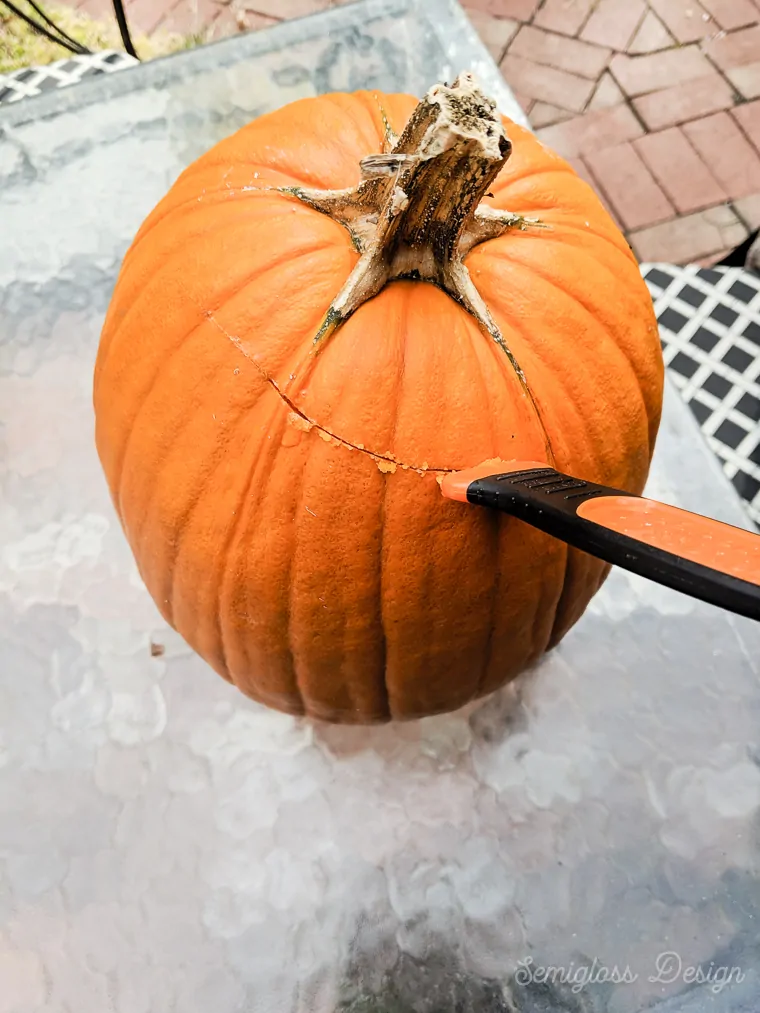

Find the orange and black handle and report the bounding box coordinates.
[441,460,760,621]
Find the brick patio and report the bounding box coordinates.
[69,0,760,265]
[480,0,760,265]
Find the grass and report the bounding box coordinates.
[0,1,201,74]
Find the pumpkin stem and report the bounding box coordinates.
[282,73,548,432]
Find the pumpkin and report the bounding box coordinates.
[93,73,663,723]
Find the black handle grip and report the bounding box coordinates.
[465,467,760,622]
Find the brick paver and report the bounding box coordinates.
[735,194,760,229]
[122,0,178,35]
[59,0,760,264]
[705,23,760,69]
[635,128,727,213]
[482,0,759,265]
[586,142,674,228]
[699,0,758,30]
[580,0,646,50]
[75,0,115,16]
[683,113,760,199]
[734,100,760,149]
[629,205,747,263]
[647,0,713,44]
[510,24,610,77]
[609,46,714,96]
[156,0,228,34]
[588,72,624,110]
[467,0,541,17]
[533,0,595,35]
[633,73,735,131]
[537,104,643,158]
[727,62,760,101]
[467,12,519,60]
[501,53,596,110]
[231,0,331,17]
[629,11,674,53]
[529,101,573,127]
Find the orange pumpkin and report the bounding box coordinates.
[93,74,663,723]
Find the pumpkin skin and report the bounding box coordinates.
[93,86,663,723]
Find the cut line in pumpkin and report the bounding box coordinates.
[200,299,456,475]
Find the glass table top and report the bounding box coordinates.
[1,2,760,1011]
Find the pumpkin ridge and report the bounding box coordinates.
[164,384,286,650]
[548,548,606,646]
[548,537,573,647]
[127,147,343,263]
[383,282,410,469]
[127,385,267,644]
[99,217,336,396]
[527,215,636,260]
[486,158,577,199]
[463,299,506,698]
[375,285,410,719]
[216,398,305,709]
[126,370,273,597]
[377,477,391,718]
[107,236,341,497]
[469,208,629,263]
[181,155,332,192]
[459,295,557,468]
[375,303,401,713]
[368,93,400,152]
[113,337,223,526]
[122,186,320,272]
[510,253,654,455]
[506,251,649,381]
[323,91,387,161]
[475,507,503,700]
[481,272,627,479]
[500,307,595,465]
[282,430,311,717]
[464,295,505,454]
